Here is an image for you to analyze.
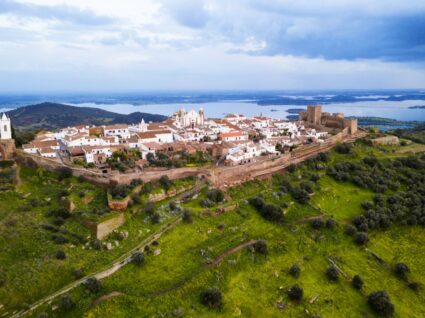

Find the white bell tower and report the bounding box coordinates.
[0,113,12,140]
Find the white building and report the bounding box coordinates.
[173,108,205,128]
[103,124,131,139]
[0,113,12,140]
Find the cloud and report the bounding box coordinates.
[0,0,115,25]
[160,0,425,62]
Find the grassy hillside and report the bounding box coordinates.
[7,102,167,130]
[1,140,424,318]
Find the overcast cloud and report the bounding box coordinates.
[0,0,424,91]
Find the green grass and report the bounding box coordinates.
[3,140,425,318]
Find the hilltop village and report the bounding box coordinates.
[19,105,358,171]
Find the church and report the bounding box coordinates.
[0,113,12,140]
[173,108,205,129]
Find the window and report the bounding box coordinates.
[3,125,7,132]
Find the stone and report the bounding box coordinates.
[154,249,161,256]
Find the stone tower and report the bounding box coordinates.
[307,105,322,125]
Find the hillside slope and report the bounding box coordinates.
[7,102,167,130]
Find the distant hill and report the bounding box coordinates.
[6,102,167,130]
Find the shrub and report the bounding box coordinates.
[151,212,161,224]
[110,185,131,200]
[59,294,74,310]
[159,175,173,191]
[169,201,177,211]
[206,189,225,203]
[367,290,394,317]
[344,224,357,236]
[84,277,102,294]
[352,275,364,290]
[182,209,193,223]
[407,282,421,292]
[291,187,310,204]
[287,284,303,301]
[261,204,284,222]
[287,164,297,173]
[56,167,73,181]
[248,196,265,210]
[325,217,337,229]
[335,143,352,154]
[200,288,223,308]
[289,264,301,278]
[354,232,368,245]
[72,268,85,279]
[394,262,410,279]
[51,234,69,245]
[131,252,145,266]
[253,240,268,254]
[310,218,325,229]
[144,201,156,215]
[326,266,339,281]
[55,250,66,260]
[91,239,103,250]
[53,217,65,227]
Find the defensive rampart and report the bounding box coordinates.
[16,130,366,189]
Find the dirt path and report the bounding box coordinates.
[208,239,258,267]
[149,239,259,297]
[91,291,123,307]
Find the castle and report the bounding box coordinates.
[299,105,358,135]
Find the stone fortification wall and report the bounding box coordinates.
[16,130,366,190]
[78,213,126,240]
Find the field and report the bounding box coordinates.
[1,140,425,318]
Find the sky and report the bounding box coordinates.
[0,0,425,92]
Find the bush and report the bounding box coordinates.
[182,209,193,223]
[344,224,357,236]
[311,218,325,229]
[325,217,337,229]
[354,232,368,245]
[253,240,268,254]
[352,275,364,290]
[287,164,297,173]
[394,262,410,279]
[291,187,310,204]
[326,266,339,281]
[200,288,223,308]
[59,294,74,310]
[335,143,352,154]
[72,268,85,279]
[287,284,303,301]
[56,167,73,181]
[407,282,421,292]
[151,212,161,224]
[289,264,301,278]
[53,217,65,227]
[51,234,69,245]
[367,290,395,317]
[159,175,173,191]
[131,252,145,266]
[84,277,102,294]
[206,189,225,203]
[55,250,66,260]
[144,201,156,215]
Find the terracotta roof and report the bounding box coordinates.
[104,124,129,130]
[39,148,56,154]
[219,131,243,138]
